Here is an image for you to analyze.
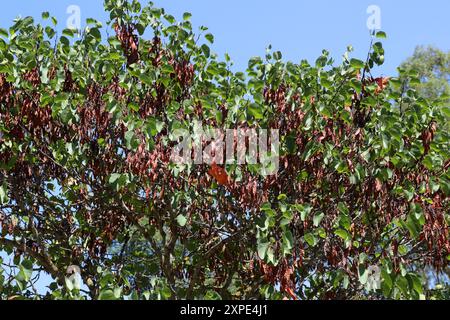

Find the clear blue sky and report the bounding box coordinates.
[1,0,449,76]
[1,0,449,295]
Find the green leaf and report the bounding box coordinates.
[128,102,139,112]
[63,28,75,37]
[282,230,294,253]
[403,188,414,201]
[376,31,387,39]
[201,44,210,58]
[16,260,33,283]
[176,214,187,227]
[247,103,264,120]
[60,36,70,47]
[337,202,349,215]
[339,214,351,231]
[358,266,369,285]
[147,117,164,136]
[441,106,450,118]
[0,28,7,38]
[98,289,117,300]
[381,268,393,289]
[408,274,423,294]
[350,58,365,69]
[248,56,262,68]
[114,287,122,299]
[205,33,214,44]
[136,23,146,35]
[0,182,9,204]
[295,203,312,221]
[108,173,121,184]
[86,18,98,25]
[183,12,192,21]
[440,179,450,196]
[313,213,325,227]
[304,233,317,247]
[257,242,269,260]
[45,26,55,38]
[273,51,282,60]
[405,215,420,238]
[266,247,275,264]
[125,130,139,150]
[90,28,101,40]
[106,52,123,60]
[204,290,221,300]
[335,229,350,240]
[277,193,287,201]
[396,275,409,296]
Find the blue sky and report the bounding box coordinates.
[0,0,449,76]
[1,0,449,296]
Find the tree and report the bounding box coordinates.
[399,46,450,104]
[400,45,450,289]
[0,1,449,300]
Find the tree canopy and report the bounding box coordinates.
[0,0,449,300]
[400,46,450,104]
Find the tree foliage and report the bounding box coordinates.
[400,46,450,104]
[0,1,449,300]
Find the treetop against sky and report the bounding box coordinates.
[1,0,449,75]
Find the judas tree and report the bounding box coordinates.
[0,1,449,300]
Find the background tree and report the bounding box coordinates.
[399,46,449,105]
[0,0,449,300]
